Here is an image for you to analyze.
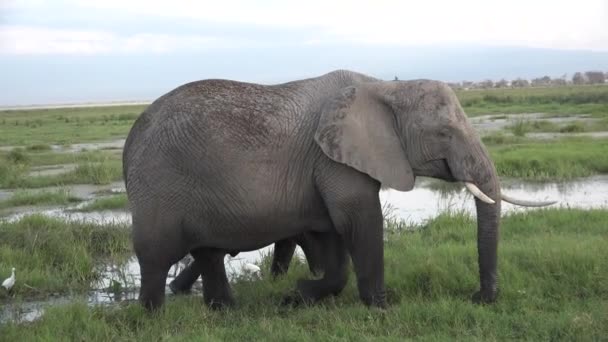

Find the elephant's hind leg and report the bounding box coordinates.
[190,248,235,310]
[133,215,186,311]
[284,232,348,306]
[138,261,171,311]
[169,262,201,294]
[270,239,297,277]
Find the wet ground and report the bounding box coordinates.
[469,113,608,139]
[0,139,126,153]
[0,112,605,155]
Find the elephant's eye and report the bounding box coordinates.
[437,129,451,139]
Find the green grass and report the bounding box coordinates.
[489,138,608,180]
[0,189,81,209]
[10,150,121,168]
[0,105,146,146]
[0,215,131,299]
[509,118,530,137]
[456,85,608,117]
[1,208,606,340]
[75,194,129,212]
[481,132,527,145]
[505,118,608,135]
[0,154,123,189]
[25,144,52,152]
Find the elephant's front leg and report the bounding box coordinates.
[336,202,386,308]
[349,214,386,308]
[317,167,386,308]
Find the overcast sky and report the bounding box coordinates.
[1,0,607,105]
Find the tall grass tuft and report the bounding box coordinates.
[0,215,131,298]
[76,194,129,212]
[0,189,81,209]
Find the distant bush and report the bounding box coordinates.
[481,133,522,145]
[510,119,529,137]
[7,148,29,164]
[560,122,586,133]
[26,144,52,151]
[117,113,138,121]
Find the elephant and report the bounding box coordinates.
[169,232,325,295]
[123,70,554,311]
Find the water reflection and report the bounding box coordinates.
[380,175,608,225]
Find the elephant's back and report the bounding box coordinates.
[138,79,305,154]
[122,78,317,200]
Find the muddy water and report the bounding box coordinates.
[27,164,78,177]
[2,176,608,323]
[0,139,126,153]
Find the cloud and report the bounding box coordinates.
[2,0,608,53]
[0,26,222,55]
[61,0,608,50]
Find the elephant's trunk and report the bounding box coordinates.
[470,143,501,303]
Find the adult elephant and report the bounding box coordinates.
[169,232,325,295]
[123,70,553,311]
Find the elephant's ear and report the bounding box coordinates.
[314,85,415,191]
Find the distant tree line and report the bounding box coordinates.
[446,71,607,90]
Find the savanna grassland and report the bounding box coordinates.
[1,84,607,340]
[1,209,606,340]
[456,84,608,117]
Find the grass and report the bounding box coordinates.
[0,153,123,189]
[509,118,530,137]
[1,208,606,340]
[75,194,129,212]
[0,105,146,146]
[506,118,608,135]
[456,85,608,117]
[13,150,121,168]
[25,144,52,152]
[488,137,608,180]
[0,215,131,299]
[0,189,81,209]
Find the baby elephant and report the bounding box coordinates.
[169,233,325,295]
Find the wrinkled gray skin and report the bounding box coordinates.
[123,70,501,311]
[169,233,325,295]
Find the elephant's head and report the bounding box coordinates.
[315,80,555,303]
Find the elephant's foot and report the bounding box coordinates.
[281,276,347,307]
[359,289,388,309]
[169,280,191,295]
[471,288,499,304]
[206,292,235,310]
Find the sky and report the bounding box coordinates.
[1,0,607,106]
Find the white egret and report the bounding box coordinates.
[242,263,261,278]
[2,267,15,291]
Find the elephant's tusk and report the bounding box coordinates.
[464,182,495,204]
[501,193,557,207]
